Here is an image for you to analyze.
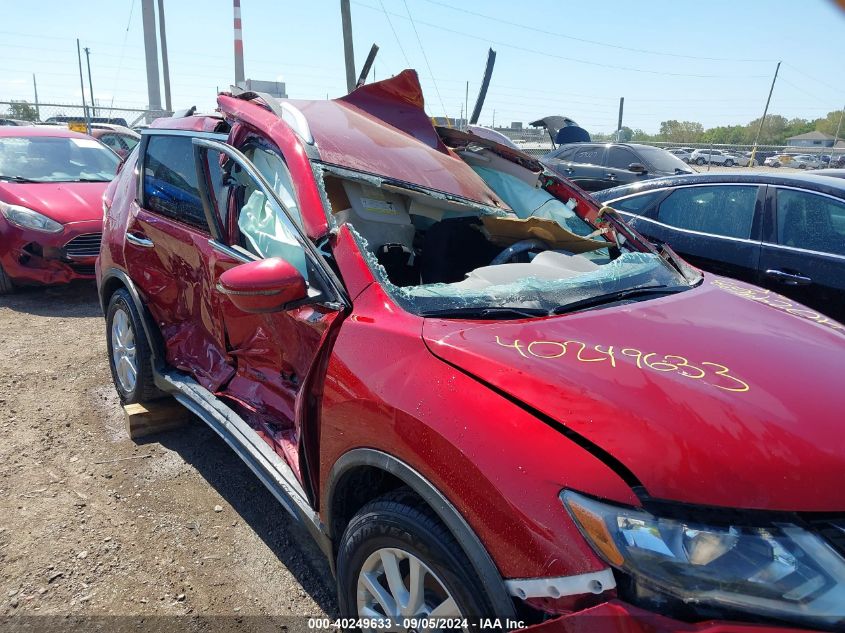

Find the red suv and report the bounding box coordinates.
[97,72,845,631]
[0,126,119,292]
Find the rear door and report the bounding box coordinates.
[193,137,347,483]
[545,144,607,191]
[759,186,845,322]
[127,130,235,390]
[633,184,764,282]
[602,146,646,189]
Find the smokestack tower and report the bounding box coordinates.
[233,0,245,87]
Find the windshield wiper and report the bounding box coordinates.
[0,176,40,183]
[551,284,688,315]
[421,306,548,320]
[74,177,112,183]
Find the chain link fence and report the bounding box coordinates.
[0,102,171,128]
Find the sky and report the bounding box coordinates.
[1,0,844,134]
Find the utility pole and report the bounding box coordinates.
[492,109,495,128]
[464,81,469,130]
[76,39,91,134]
[141,0,162,117]
[833,104,845,155]
[233,0,245,87]
[749,61,781,167]
[616,97,624,141]
[340,0,356,93]
[84,47,95,117]
[157,0,172,111]
[32,74,40,122]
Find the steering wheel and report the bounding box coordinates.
[490,239,552,265]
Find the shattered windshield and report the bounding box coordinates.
[321,157,693,318]
[0,136,119,183]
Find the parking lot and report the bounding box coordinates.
[0,283,335,620]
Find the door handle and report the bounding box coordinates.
[765,269,812,286]
[605,173,617,180]
[126,232,154,248]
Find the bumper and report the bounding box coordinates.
[0,218,102,286]
[522,601,813,633]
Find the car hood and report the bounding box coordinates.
[0,181,108,224]
[422,277,845,512]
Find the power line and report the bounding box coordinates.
[109,0,136,110]
[401,0,450,119]
[377,0,411,68]
[352,0,771,80]
[417,0,776,64]
[783,62,841,96]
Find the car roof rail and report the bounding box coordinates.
[229,87,314,145]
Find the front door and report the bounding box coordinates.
[193,138,346,483]
[759,187,845,322]
[642,184,763,283]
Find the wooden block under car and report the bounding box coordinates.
[123,399,194,439]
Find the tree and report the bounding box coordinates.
[814,110,844,137]
[658,120,704,143]
[7,100,38,122]
[745,114,788,145]
[616,126,633,142]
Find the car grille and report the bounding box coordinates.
[64,233,102,259]
[69,263,96,276]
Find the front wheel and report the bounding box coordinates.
[0,262,14,295]
[695,157,706,165]
[337,491,496,627]
[725,159,734,167]
[106,288,162,404]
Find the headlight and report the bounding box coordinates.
[562,491,845,628]
[0,202,63,233]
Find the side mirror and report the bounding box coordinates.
[628,162,648,174]
[218,257,307,313]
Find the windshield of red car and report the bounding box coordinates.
[0,135,120,183]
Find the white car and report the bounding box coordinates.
[668,148,692,162]
[791,154,823,169]
[689,148,736,166]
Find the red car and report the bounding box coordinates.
[0,126,119,293]
[88,124,141,159]
[96,72,845,632]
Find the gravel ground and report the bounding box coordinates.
[0,282,335,632]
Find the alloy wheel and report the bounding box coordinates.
[111,308,138,393]
[357,547,463,630]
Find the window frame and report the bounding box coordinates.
[191,137,349,307]
[137,129,227,233]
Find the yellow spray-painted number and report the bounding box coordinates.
[712,279,844,332]
[495,336,749,393]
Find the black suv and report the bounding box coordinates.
[540,142,693,192]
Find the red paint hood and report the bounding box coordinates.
[422,277,845,512]
[0,181,108,224]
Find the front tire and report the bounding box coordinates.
[695,157,706,165]
[106,288,161,404]
[725,159,734,167]
[337,490,496,627]
[0,263,14,295]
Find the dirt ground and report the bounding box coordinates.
[0,282,335,631]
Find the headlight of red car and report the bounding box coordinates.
[562,490,845,628]
[0,202,63,233]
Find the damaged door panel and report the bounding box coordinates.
[193,136,346,485]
